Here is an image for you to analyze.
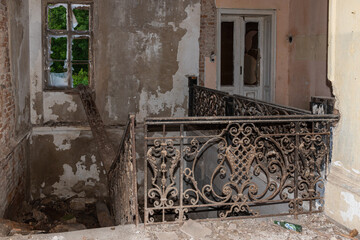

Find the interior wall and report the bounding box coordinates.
[29,128,123,200]
[325,0,360,230]
[28,0,201,200]
[288,0,331,109]
[200,0,330,109]
[0,0,31,217]
[30,0,201,126]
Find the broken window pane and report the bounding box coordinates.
[72,64,89,87]
[72,5,90,31]
[48,4,67,30]
[50,61,68,87]
[244,22,260,86]
[221,22,234,86]
[50,36,67,60]
[72,38,89,61]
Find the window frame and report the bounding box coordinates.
[43,0,94,91]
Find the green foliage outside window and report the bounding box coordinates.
[48,5,67,30]
[73,68,89,87]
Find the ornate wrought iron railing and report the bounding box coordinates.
[109,114,139,225]
[188,79,311,117]
[144,114,338,224]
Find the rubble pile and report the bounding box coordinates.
[0,196,101,237]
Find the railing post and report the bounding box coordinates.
[226,96,235,116]
[188,76,198,117]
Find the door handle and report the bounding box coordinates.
[240,66,243,75]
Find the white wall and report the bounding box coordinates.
[325,0,360,230]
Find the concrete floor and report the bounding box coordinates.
[1,214,357,240]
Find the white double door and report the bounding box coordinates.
[220,15,272,101]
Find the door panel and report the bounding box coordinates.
[220,14,271,101]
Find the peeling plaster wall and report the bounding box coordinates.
[28,0,201,201]
[325,0,360,230]
[288,0,331,109]
[95,0,200,124]
[29,0,201,125]
[30,128,123,200]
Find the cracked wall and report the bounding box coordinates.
[325,0,360,230]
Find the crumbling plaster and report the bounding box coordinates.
[30,127,123,200]
[325,0,360,230]
[29,0,201,125]
[27,0,201,201]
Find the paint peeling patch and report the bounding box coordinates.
[137,3,201,122]
[51,236,65,240]
[340,191,360,222]
[168,22,178,31]
[52,155,100,198]
[333,161,342,167]
[52,131,81,151]
[136,31,162,62]
[43,92,78,121]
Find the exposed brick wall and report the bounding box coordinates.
[198,0,216,86]
[0,0,15,157]
[0,0,30,217]
[0,139,29,217]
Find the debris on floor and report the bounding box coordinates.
[1,214,356,240]
[0,196,102,237]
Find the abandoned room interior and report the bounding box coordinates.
[0,0,359,239]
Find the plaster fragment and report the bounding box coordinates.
[340,192,360,222]
[168,22,178,31]
[44,92,78,121]
[52,155,100,198]
[333,161,342,167]
[52,131,81,151]
[352,168,360,174]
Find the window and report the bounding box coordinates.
[44,2,92,89]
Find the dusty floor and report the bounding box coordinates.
[1,214,357,240]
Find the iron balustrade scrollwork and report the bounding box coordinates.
[144,115,338,224]
[189,84,311,117]
[233,95,311,116]
[109,114,139,226]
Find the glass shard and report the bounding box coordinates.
[50,61,68,87]
[72,5,90,31]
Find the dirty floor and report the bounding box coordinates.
[1,214,357,240]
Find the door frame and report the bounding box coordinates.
[216,8,277,102]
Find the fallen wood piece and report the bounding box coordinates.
[96,201,114,227]
[350,229,358,238]
[335,231,358,240]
